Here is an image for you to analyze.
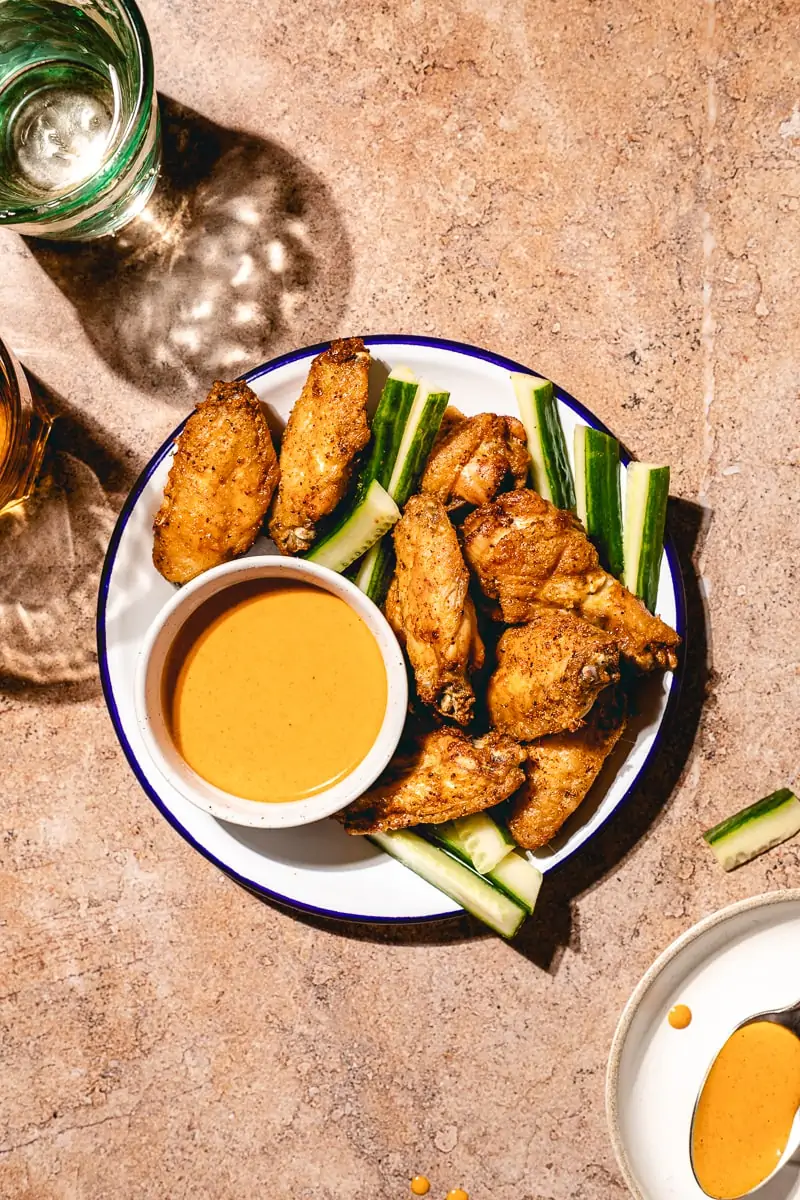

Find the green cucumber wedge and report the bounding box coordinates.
[368,829,527,938]
[306,479,400,572]
[485,850,543,915]
[703,788,800,871]
[355,381,450,606]
[512,372,576,511]
[623,462,670,613]
[360,366,419,493]
[432,813,515,875]
[574,425,624,578]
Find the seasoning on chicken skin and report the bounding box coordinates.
[268,337,370,555]
[420,411,529,509]
[342,726,526,834]
[508,687,627,850]
[462,489,680,672]
[487,606,620,740]
[385,494,484,726]
[153,379,279,585]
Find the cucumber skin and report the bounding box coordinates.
[636,465,670,613]
[358,389,449,607]
[368,829,527,938]
[583,428,624,579]
[704,788,800,847]
[363,376,419,492]
[515,375,576,512]
[624,463,670,613]
[389,391,450,507]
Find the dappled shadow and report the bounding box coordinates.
[0,375,134,695]
[26,96,352,400]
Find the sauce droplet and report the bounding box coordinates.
[446,1191,469,1200]
[410,1177,430,1196]
[669,1003,692,1029]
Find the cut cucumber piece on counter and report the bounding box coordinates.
[623,462,670,613]
[433,813,515,875]
[574,425,624,578]
[703,788,800,871]
[512,372,576,511]
[360,367,419,493]
[306,479,400,572]
[356,381,450,606]
[368,829,528,938]
[486,850,543,915]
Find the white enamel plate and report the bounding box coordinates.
[97,336,685,923]
[607,891,800,1200]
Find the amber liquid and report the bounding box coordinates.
[0,349,52,515]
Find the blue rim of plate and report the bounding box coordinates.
[96,334,688,925]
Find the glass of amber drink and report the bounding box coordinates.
[0,337,52,515]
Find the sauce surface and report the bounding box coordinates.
[692,1021,800,1199]
[669,1003,692,1030]
[165,580,387,802]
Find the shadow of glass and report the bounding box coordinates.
[0,375,134,695]
[25,96,353,400]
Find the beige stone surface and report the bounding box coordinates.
[2,0,800,1196]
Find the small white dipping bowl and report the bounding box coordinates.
[134,556,408,829]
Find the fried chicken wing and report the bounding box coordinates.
[508,687,627,849]
[462,489,680,672]
[487,607,620,740]
[342,726,526,833]
[268,337,370,555]
[420,412,529,509]
[153,380,279,585]
[387,494,484,726]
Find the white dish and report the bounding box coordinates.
[98,336,685,923]
[135,556,408,828]
[607,890,800,1200]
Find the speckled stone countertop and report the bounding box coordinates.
[2,2,800,1197]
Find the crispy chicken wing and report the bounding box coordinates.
[487,607,620,740]
[508,687,627,849]
[462,489,680,672]
[342,726,526,833]
[153,380,279,585]
[386,494,484,725]
[420,411,529,509]
[268,337,370,555]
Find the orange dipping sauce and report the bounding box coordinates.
[692,1021,800,1198]
[164,580,387,802]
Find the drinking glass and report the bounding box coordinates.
[0,336,52,514]
[0,0,160,240]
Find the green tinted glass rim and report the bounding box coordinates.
[0,0,156,224]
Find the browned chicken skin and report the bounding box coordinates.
[487,607,620,740]
[508,687,627,849]
[268,337,370,555]
[386,494,484,726]
[342,726,526,833]
[420,411,530,509]
[462,490,680,672]
[153,380,279,585]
